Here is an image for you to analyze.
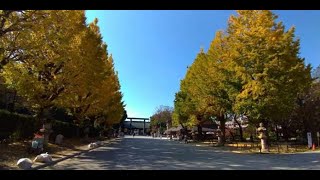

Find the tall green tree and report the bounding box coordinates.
[225,10,312,135]
[150,105,173,133]
[176,33,233,143]
[287,81,320,142]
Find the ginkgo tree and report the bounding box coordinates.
[54,17,125,132]
[1,11,125,141]
[2,11,86,122]
[0,10,45,69]
[89,55,125,129]
[173,10,312,144]
[57,18,109,124]
[225,10,312,134]
[172,90,193,127]
[177,34,231,143]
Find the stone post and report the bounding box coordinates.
[84,126,90,140]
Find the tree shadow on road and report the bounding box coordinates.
[46,137,320,170]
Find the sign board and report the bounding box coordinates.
[307,132,312,148]
[317,132,320,137]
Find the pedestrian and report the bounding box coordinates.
[133,132,135,138]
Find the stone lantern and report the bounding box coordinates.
[216,126,222,145]
[257,123,268,152]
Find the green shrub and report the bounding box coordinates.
[0,109,41,141]
[51,120,78,138]
[0,109,102,141]
[11,130,22,141]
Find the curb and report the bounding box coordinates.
[31,138,119,170]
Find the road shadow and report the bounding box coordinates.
[46,137,320,170]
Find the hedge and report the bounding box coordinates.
[0,109,106,141]
[0,110,78,141]
[51,120,78,138]
[0,109,41,141]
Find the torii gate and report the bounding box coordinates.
[127,117,150,135]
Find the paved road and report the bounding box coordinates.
[43,136,320,170]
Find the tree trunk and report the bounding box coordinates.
[38,107,45,125]
[218,115,226,145]
[197,125,202,141]
[275,125,279,141]
[43,122,52,146]
[282,124,289,142]
[227,128,235,141]
[221,120,226,145]
[76,126,80,137]
[233,115,244,142]
[84,127,90,140]
[10,90,17,112]
[263,119,270,147]
[180,123,188,137]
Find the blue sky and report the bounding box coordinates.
[85,10,320,119]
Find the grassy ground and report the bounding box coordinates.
[0,137,106,170]
[190,140,317,154]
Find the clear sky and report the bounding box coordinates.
[85,10,320,119]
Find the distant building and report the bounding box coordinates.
[225,116,249,129]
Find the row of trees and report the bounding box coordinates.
[0,11,125,133]
[173,10,318,144]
